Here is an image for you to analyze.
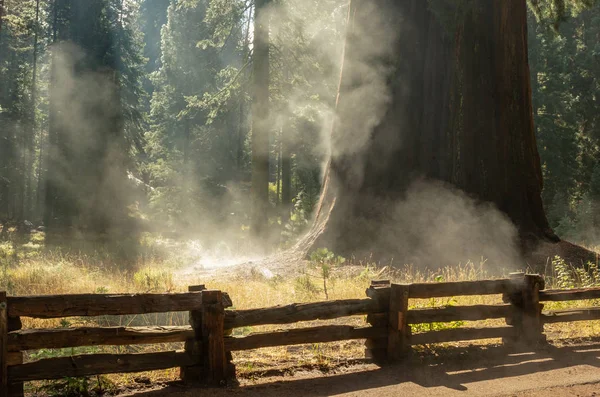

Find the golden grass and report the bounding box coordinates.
[2,237,600,395]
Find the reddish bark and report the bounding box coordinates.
[295,0,595,266]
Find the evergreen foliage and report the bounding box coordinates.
[529,1,600,243]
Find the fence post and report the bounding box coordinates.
[503,272,524,344]
[222,294,235,378]
[181,285,205,382]
[387,284,410,361]
[6,315,23,397]
[522,274,545,345]
[504,273,545,347]
[201,290,228,385]
[1,292,7,397]
[365,280,391,363]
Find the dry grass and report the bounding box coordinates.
[1,233,600,395]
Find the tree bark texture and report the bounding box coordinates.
[296,0,580,265]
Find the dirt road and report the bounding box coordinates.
[123,342,600,397]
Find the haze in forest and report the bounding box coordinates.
[1,0,599,273]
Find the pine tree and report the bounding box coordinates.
[0,0,38,228]
[44,0,146,241]
[145,0,245,234]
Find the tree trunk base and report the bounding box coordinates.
[292,200,599,272]
[525,240,598,271]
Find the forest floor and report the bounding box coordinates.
[119,340,600,397]
[1,231,600,396]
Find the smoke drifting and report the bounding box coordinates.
[384,181,521,269]
[294,0,525,271]
[39,0,526,273]
[46,42,130,238]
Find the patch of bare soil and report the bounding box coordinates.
[504,383,600,397]
[172,249,311,282]
[120,340,600,397]
[198,237,600,282]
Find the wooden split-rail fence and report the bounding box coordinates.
[2,273,600,396]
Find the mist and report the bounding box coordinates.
[1,0,599,277]
[383,181,521,270]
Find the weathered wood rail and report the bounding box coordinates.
[362,274,541,360]
[219,274,539,364]
[223,298,388,353]
[224,298,381,329]
[0,286,231,397]
[540,286,600,323]
[2,274,600,396]
[221,273,600,364]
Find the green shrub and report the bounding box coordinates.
[309,248,345,300]
[552,255,600,289]
[38,375,116,397]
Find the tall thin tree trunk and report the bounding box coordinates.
[251,0,270,240]
[281,131,292,224]
[235,6,253,179]
[44,0,60,236]
[25,0,41,222]
[181,119,191,224]
[36,130,44,222]
[276,128,282,207]
[0,0,7,223]
[34,0,44,222]
[236,100,245,178]
[0,0,5,60]
[280,57,292,224]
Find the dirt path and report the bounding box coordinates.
[122,342,600,397]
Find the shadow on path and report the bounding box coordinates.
[128,342,600,396]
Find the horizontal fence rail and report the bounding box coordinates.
[406,279,516,298]
[8,326,194,351]
[0,286,225,397]
[8,292,203,319]
[410,326,515,345]
[539,286,600,326]
[8,351,196,382]
[407,304,512,324]
[539,287,600,302]
[225,325,385,351]
[542,307,600,323]
[363,274,548,361]
[224,299,384,329]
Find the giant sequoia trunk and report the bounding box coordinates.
[296,0,595,266]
